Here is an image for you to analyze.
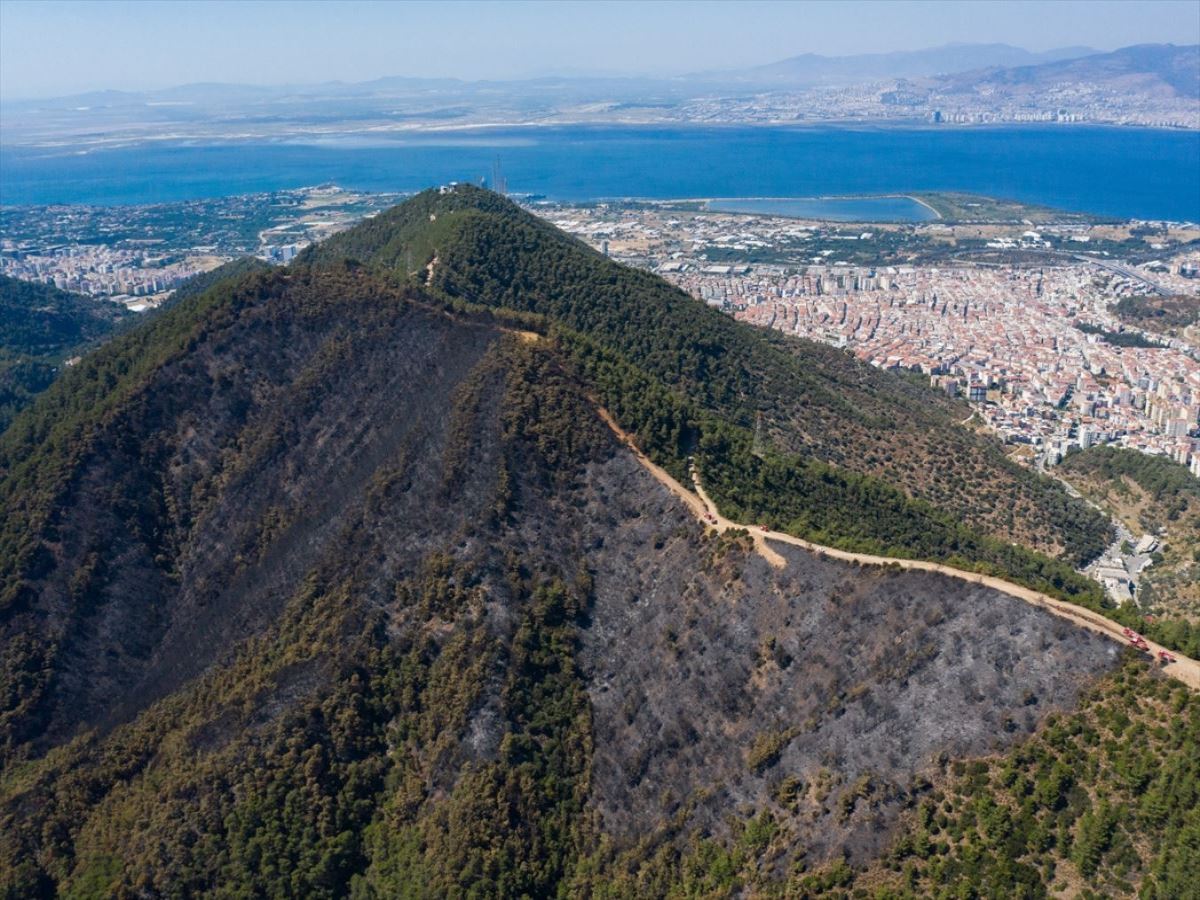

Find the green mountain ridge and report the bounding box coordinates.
[1,187,1194,898]
[306,186,1200,653]
[306,186,1110,566]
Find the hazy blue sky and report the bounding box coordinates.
[2,0,1198,99]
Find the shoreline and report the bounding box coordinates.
[4,118,1197,156]
[7,185,1178,226]
[905,194,943,219]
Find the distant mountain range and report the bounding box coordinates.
[938,43,1200,100]
[700,42,1099,86]
[6,42,1194,109]
[0,42,1195,145]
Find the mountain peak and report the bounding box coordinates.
[6,186,1192,898]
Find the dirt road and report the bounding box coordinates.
[596,407,1200,691]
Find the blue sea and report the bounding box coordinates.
[1,126,1198,221]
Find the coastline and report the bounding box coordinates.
[905,194,943,219]
[6,120,1198,158]
[3,118,1198,157]
[2,125,1196,220]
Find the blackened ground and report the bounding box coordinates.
[573,454,1117,865]
[2,274,1120,882]
[9,277,507,748]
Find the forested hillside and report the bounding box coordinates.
[1061,445,1200,519]
[1061,446,1200,627]
[581,657,1199,899]
[0,274,130,432]
[160,256,272,311]
[1114,293,1199,337]
[1,188,1189,897]
[308,185,1110,566]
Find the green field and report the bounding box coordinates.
[913,192,1113,225]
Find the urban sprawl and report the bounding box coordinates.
[545,204,1200,480]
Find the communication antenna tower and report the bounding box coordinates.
[491,157,507,195]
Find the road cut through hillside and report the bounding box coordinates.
[595,407,1200,692]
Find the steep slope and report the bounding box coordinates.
[1060,447,1200,637]
[0,274,130,433]
[0,191,1190,898]
[0,265,514,752]
[306,185,1109,573]
[940,43,1200,100]
[583,658,1200,898]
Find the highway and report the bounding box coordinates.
[1077,255,1173,297]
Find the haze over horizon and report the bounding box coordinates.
[2,0,1198,100]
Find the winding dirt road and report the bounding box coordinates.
[596,407,1200,691]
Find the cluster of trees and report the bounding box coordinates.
[159,256,271,311]
[1,560,594,897]
[1061,445,1199,517]
[0,274,129,361]
[698,417,1108,604]
[0,274,130,432]
[1114,294,1199,333]
[560,324,1107,606]
[878,658,1200,898]
[1075,321,1164,349]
